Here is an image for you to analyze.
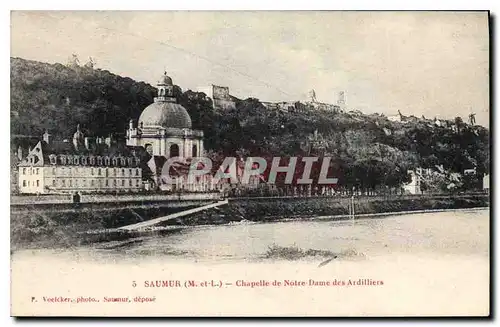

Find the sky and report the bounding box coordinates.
[10,11,490,126]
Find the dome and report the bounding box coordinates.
[158,71,173,85]
[139,102,192,129]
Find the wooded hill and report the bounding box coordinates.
[11,57,489,192]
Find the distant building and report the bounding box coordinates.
[305,101,341,112]
[198,84,237,111]
[403,168,433,194]
[336,91,346,111]
[483,174,490,192]
[464,168,477,175]
[387,110,406,123]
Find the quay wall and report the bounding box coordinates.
[11,193,489,249]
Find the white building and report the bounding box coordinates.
[127,72,204,159]
[403,168,433,194]
[483,174,490,192]
[18,128,143,194]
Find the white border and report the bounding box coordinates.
[2,1,497,325]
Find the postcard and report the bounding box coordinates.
[10,10,490,317]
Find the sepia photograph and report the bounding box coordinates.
[9,10,490,317]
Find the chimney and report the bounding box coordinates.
[105,135,113,147]
[17,146,23,160]
[129,119,134,130]
[84,137,92,150]
[43,130,51,144]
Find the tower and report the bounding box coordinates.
[155,71,175,103]
[309,89,317,103]
[469,113,476,125]
[337,91,346,109]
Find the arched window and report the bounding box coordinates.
[170,144,179,158]
[97,156,103,166]
[104,156,110,166]
[192,144,198,158]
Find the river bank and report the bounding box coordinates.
[11,194,489,250]
[11,210,490,316]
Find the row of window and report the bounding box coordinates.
[21,179,142,188]
[22,180,40,187]
[21,168,41,175]
[21,167,141,177]
[48,154,141,167]
[52,167,141,177]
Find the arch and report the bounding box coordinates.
[192,144,198,158]
[169,144,180,158]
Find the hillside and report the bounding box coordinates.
[10,57,490,192]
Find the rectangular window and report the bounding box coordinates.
[122,169,125,176]
[98,168,101,176]
[136,179,140,187]
[52,180,56,187]
[28,181,30,186]
[62,180,66,186]
[113,179,117,186]
[36,168,40,175]
[122,180,125,186]
[129,179,132,187]
[129,168,132,176]
[105,179,109,187]
[91,179,95,187]
[52,168,56,175]
[135,169,139,176]
[91,168,94,176]
[36,180,40,187]
[22,168,26,175]
[22,180,26,187]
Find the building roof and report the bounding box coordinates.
[139,101,192,129]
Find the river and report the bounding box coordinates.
[11,209,490,316]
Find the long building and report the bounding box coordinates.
[17,128,143,194]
